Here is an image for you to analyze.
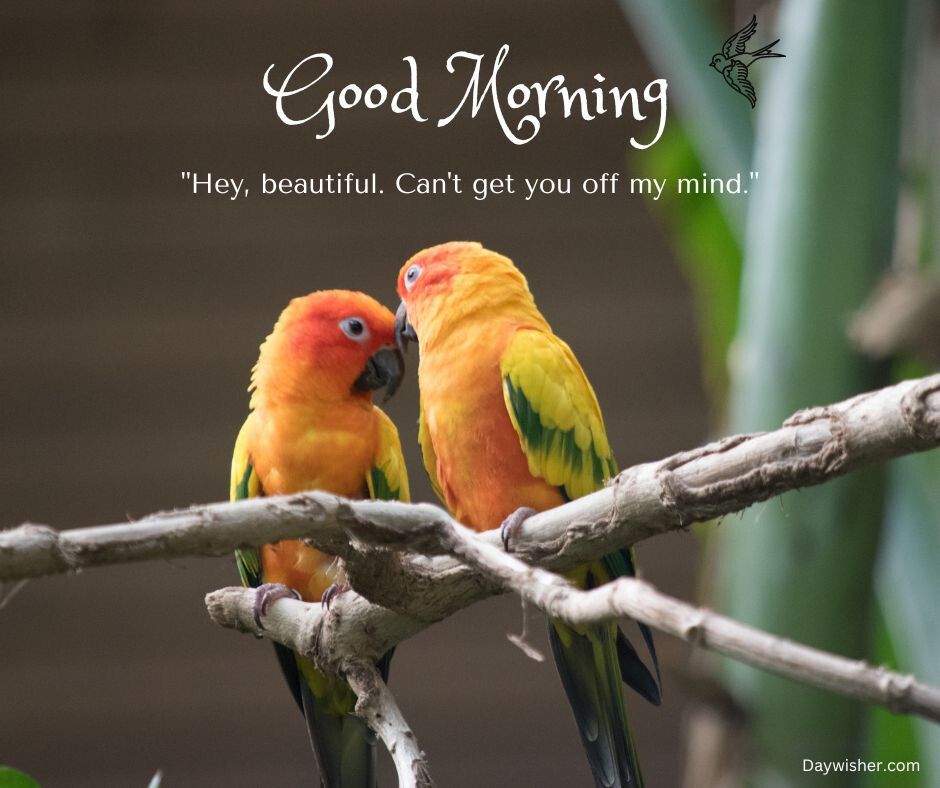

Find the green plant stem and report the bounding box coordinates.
[716,1,907,784]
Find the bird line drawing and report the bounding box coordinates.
[710,15,785,107]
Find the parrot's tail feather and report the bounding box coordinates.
[549,620,644,788]
[615,630,661,707]
[636,621,662,694]
[617,551,662,705]
[300,680,378,788]
[376,646,396,684]
[273,642,306,715]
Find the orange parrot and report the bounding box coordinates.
[230,290,410,788]
[394,242,660,787]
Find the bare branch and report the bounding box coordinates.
[850,270,940,365]
[345,662,433,788]
[7,374,940,733]
[205,588,433,786]
[207,573,940,727]
[2,374,939,585]
[421,520,940,723]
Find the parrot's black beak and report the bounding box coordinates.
[354,346,405,402]
[394,300,418,354]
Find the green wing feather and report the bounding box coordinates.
[500,327,659,787]
[230,415,307,715]
[501,328,617,500]
[230,416,263,587]
[367,408,411,502]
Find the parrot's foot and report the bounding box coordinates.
[253,583,301,629]
[499,507,537,553]
[321,583,350,610]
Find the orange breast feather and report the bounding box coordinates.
[250,401,378,601]
[422,322,564,532]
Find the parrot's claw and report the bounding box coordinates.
[253,583,301,629]
[499,507,537,553]
[321,583,350,610]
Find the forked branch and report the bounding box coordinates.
[2,373,938,583]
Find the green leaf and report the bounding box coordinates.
[0,767,41,788]
[863,607,921,788]
[875,449,940,784]
[635,123,741,410]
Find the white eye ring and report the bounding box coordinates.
[404,264,422,291]
[339,317,370,343]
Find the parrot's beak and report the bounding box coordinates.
[354,346,406,402]
[394,300,418,354]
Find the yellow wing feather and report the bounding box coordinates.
[367,407,411,502]
[230,415,262,501]
[501,327,617,500]
[230,415,263,587]
[417,403,445,502]
[502,325,660,783]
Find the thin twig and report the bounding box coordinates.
[424,519,940,723]
[206,576,940,727]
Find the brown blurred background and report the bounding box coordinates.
[1,2,709,785]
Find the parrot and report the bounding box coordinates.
[393,241,660,788]
[230,289,410,788]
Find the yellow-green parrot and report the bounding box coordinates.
[231,289,409,787]
[394,242,660,787]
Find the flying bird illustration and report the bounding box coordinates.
[709,15,785,107]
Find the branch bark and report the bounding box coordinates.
[207,572,940,726]
[204,588,433,787]
[345,662,434,788]
[3,375,940,693]
[6,373,940,781]
[2,374,939,692]
[432,521,940,723]
[2,373,938,584]
[850,270,940,365]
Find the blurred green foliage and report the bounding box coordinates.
[635,124,740,412]
[863,609,921,788]
[623,0,940,785]
[0,767,40,788]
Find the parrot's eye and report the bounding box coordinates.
[404,264,422,291]
[339,317,369,342]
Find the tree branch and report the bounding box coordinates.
[207,571,940,726]
[3,376,939,701]
[7,373,940,779]
[345,661,433,788]
[850,270,940,365]
[204,588,433,787]
[423,519,940,723]
[2,373,938,584]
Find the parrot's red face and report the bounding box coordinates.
[256,290,405,403]
[395,241,470,302]
[394,241,483,352]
